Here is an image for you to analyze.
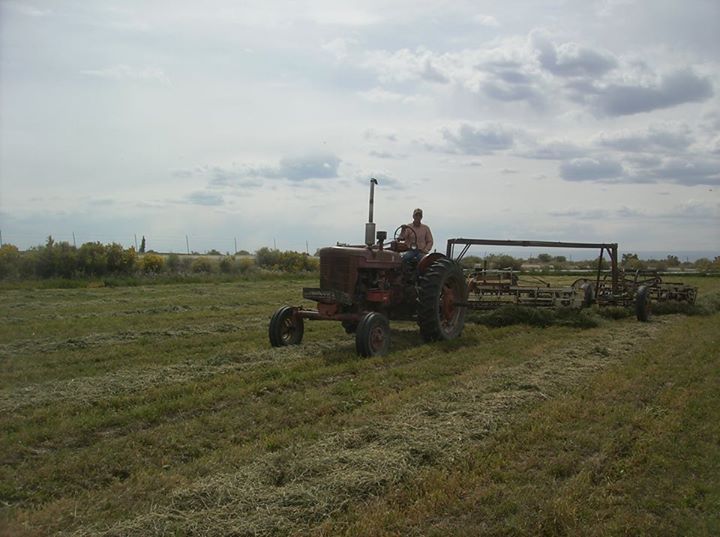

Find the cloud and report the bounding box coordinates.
[276,154,341,181]
[440,123,516,155]
[81,64,172,85]
[473,14,500,27]
[531,31,617,78]
[360,48,455,85]
[184,191,224,206]
[364,129,398,142]
[549,201,719,221]
[9,3,51,17]
[218,154,342,183]
[595,124,694,152]
[358,88,428,105]
[358,173,403,189]
[583,69,714,117]
[634,157,720,186]
[178,154,342,188]
[474,57,546,106]
[369,150,405,159]
[560,157,625,181]
[322,38,356,61]
[208,167,264,188]
[548,206,643,219]
[519,140,587,160]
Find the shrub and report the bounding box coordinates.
[166,253,181,273]
[256,248,319,272]
[219,256,237,274]
[0,244,21,278]
[191,257,215,273]
[484,254,523,271]
[141,253,164,273]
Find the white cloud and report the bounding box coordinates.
[440,123,516,155]
[560,157,625,182]
[595,124,694,152]
[531,31,618,78]
[81,65,172,85]
[473,14,500,27]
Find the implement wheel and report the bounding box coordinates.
[355,312,390,357]
[635,286,652,322]
[417,258,467,342]
[269,306,304,347]
[582,283,595,308]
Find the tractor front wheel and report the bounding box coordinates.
[355,312,390,357]
[417,258,467,342]
[269,306,304,347]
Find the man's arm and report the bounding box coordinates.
[424,226,434,253]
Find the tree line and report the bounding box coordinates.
[0,238,717,281]
[0,239,319,280]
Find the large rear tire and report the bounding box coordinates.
[635,285,651,322]
[269,306,304,347]
[355,312,390,357]
[417,258,467,342]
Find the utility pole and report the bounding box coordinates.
[234,237,237,254]
[134,234,138,250]
[306,240,309,254]
[273,238,276,250]
[72,232,76,247]
[186,235,190,255]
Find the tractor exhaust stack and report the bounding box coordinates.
[365,178,378,246]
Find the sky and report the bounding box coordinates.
[1,0,719,259]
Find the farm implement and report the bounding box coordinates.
[269,180,698,356]
[447,238,697,322]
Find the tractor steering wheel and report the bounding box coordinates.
[393,225,417,251]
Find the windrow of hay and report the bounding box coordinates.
[0,340,338,413]
[68,318,668,537]
[0,320,259,357]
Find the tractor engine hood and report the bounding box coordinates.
[318,245,403,268]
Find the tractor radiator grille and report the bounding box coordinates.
[320,255,354,295]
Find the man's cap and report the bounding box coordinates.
[413,208,423,216]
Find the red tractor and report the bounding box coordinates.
[269,179,467,356]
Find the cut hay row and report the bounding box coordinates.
[0,338,342,413]
[0,320,260,357]
[67,318,667,536]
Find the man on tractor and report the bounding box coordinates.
[399,207,434,262]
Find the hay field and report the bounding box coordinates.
[1,276,719,536]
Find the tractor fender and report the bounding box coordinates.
[418,252,447,274]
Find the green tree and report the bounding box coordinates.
[0,244,21,279]
[77,242,108,277]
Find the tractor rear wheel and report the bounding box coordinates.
[635,285,651,322]
[355,312,390,357]
[269,306,304,347]
[417,258,467,342]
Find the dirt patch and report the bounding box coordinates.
[67,317,668,537]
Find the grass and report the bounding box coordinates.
[314,313,720,536]
[0,275,718,536]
